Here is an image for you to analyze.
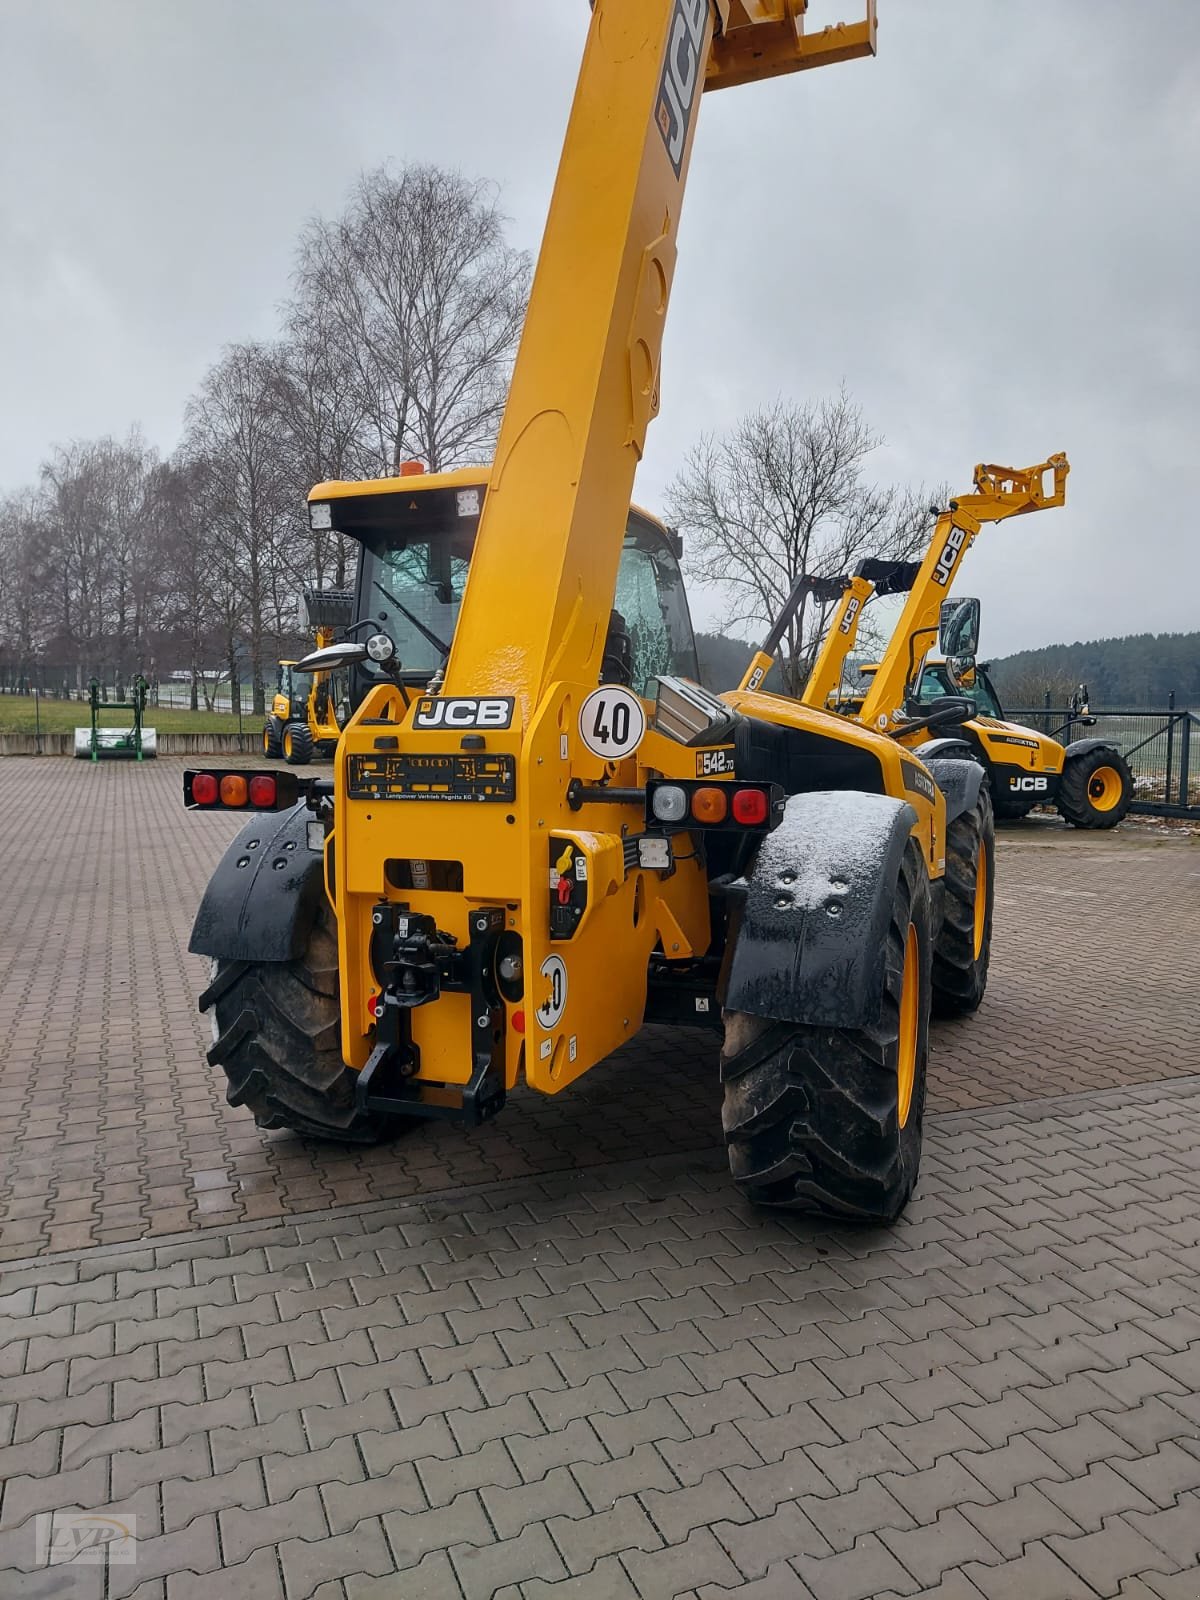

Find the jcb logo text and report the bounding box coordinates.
[933,526,969,586]
[656,0,707,176]
[414,698,514,731]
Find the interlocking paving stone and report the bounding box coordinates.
[1,759,1197,1257]
[4,767,1200,1597]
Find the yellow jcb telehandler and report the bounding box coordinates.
[794,456,1134,829]
[263,589,355,764]
[182,0,994,1223]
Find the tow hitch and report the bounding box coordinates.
[356,903,507,1126]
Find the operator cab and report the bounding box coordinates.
[914,660,1005,720]
[274,663,312,719]
[307,467,699,706]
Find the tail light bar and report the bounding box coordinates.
[184,769,306,811]
[646,780,784,832]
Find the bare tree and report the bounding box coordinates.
[989,662,1082,710]
[182,343,296,715]
[268,323,362,592]
[666,392,936,695]
[289,165,529,475]
[0,489,47,683]
[34,432,163,686]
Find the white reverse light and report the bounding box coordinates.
[308,501,333,531]
[651,785,688,823]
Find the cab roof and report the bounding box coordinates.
[307,465,671,539]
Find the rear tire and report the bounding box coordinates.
[204,903,407,1143]
[932,787,994,1017]
[1057,744,1131,829]
[720,837,931,1222]
[283,723,314,765]
[263,717,283,759]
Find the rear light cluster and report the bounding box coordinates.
[185,770,288,810]
[646,780,782,832]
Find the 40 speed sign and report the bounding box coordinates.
[578,685,646,760]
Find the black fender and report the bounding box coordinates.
[722,790,917,1031]
[1063,736,1118,762]
[912,736,976,763]
[189,802,326,963]
[922,755,986,826]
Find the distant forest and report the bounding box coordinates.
[697,629,1198,709]
[987,632,1199,709]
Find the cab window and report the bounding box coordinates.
[615,515,699,696]
[355,501,698,695]
[916,664,1002,718]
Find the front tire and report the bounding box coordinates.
[283,723,314,765]
[1057,744,1132,829]
[262,717,283,759]
[932,787,994,1017]
[720,837,931,1222]
[203,904,406,1143]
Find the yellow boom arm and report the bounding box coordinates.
[446,0,876,718]
[854,454,1070,729]
[801,573,874,707]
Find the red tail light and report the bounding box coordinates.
[184,768,303,811]
[732,787,769,826]
[190,773,218,805]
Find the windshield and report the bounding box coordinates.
[283,668,313,705]
[354,495,697,695]
[362,533,472,675]
[917,663,1002,718]
[616,518,698,693]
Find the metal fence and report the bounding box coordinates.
[1008,697,1199,816]
[0,666,248,717]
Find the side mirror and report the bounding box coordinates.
[939,596,980,658]
[295,642,369,673]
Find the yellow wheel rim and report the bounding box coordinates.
[1087,765,1123,812]
[973,839,988,961]
[284,732,293,759]
[897,922,919,1130]
[263,729,271,755]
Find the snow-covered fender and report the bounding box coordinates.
[722,790,917,1031]
[1062,736,1117,763]
[912,735,975,764]
[189,802,324,963]
[921,755,985,826]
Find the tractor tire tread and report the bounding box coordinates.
[284,723,315,766]
[720,837,930,1222]
[204,906,404,1144]
[1057,743,1133,829]
[932,786,994,1017]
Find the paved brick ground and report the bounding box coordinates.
[1,758,1197,1261]
[2,1080,1199,1598]
[2,757,1200,1597]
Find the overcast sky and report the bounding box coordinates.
[2,0,1198,654]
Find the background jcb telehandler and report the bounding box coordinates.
[263,588,355,765]
[795,456,1134,829]
[183,0,994,1223]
